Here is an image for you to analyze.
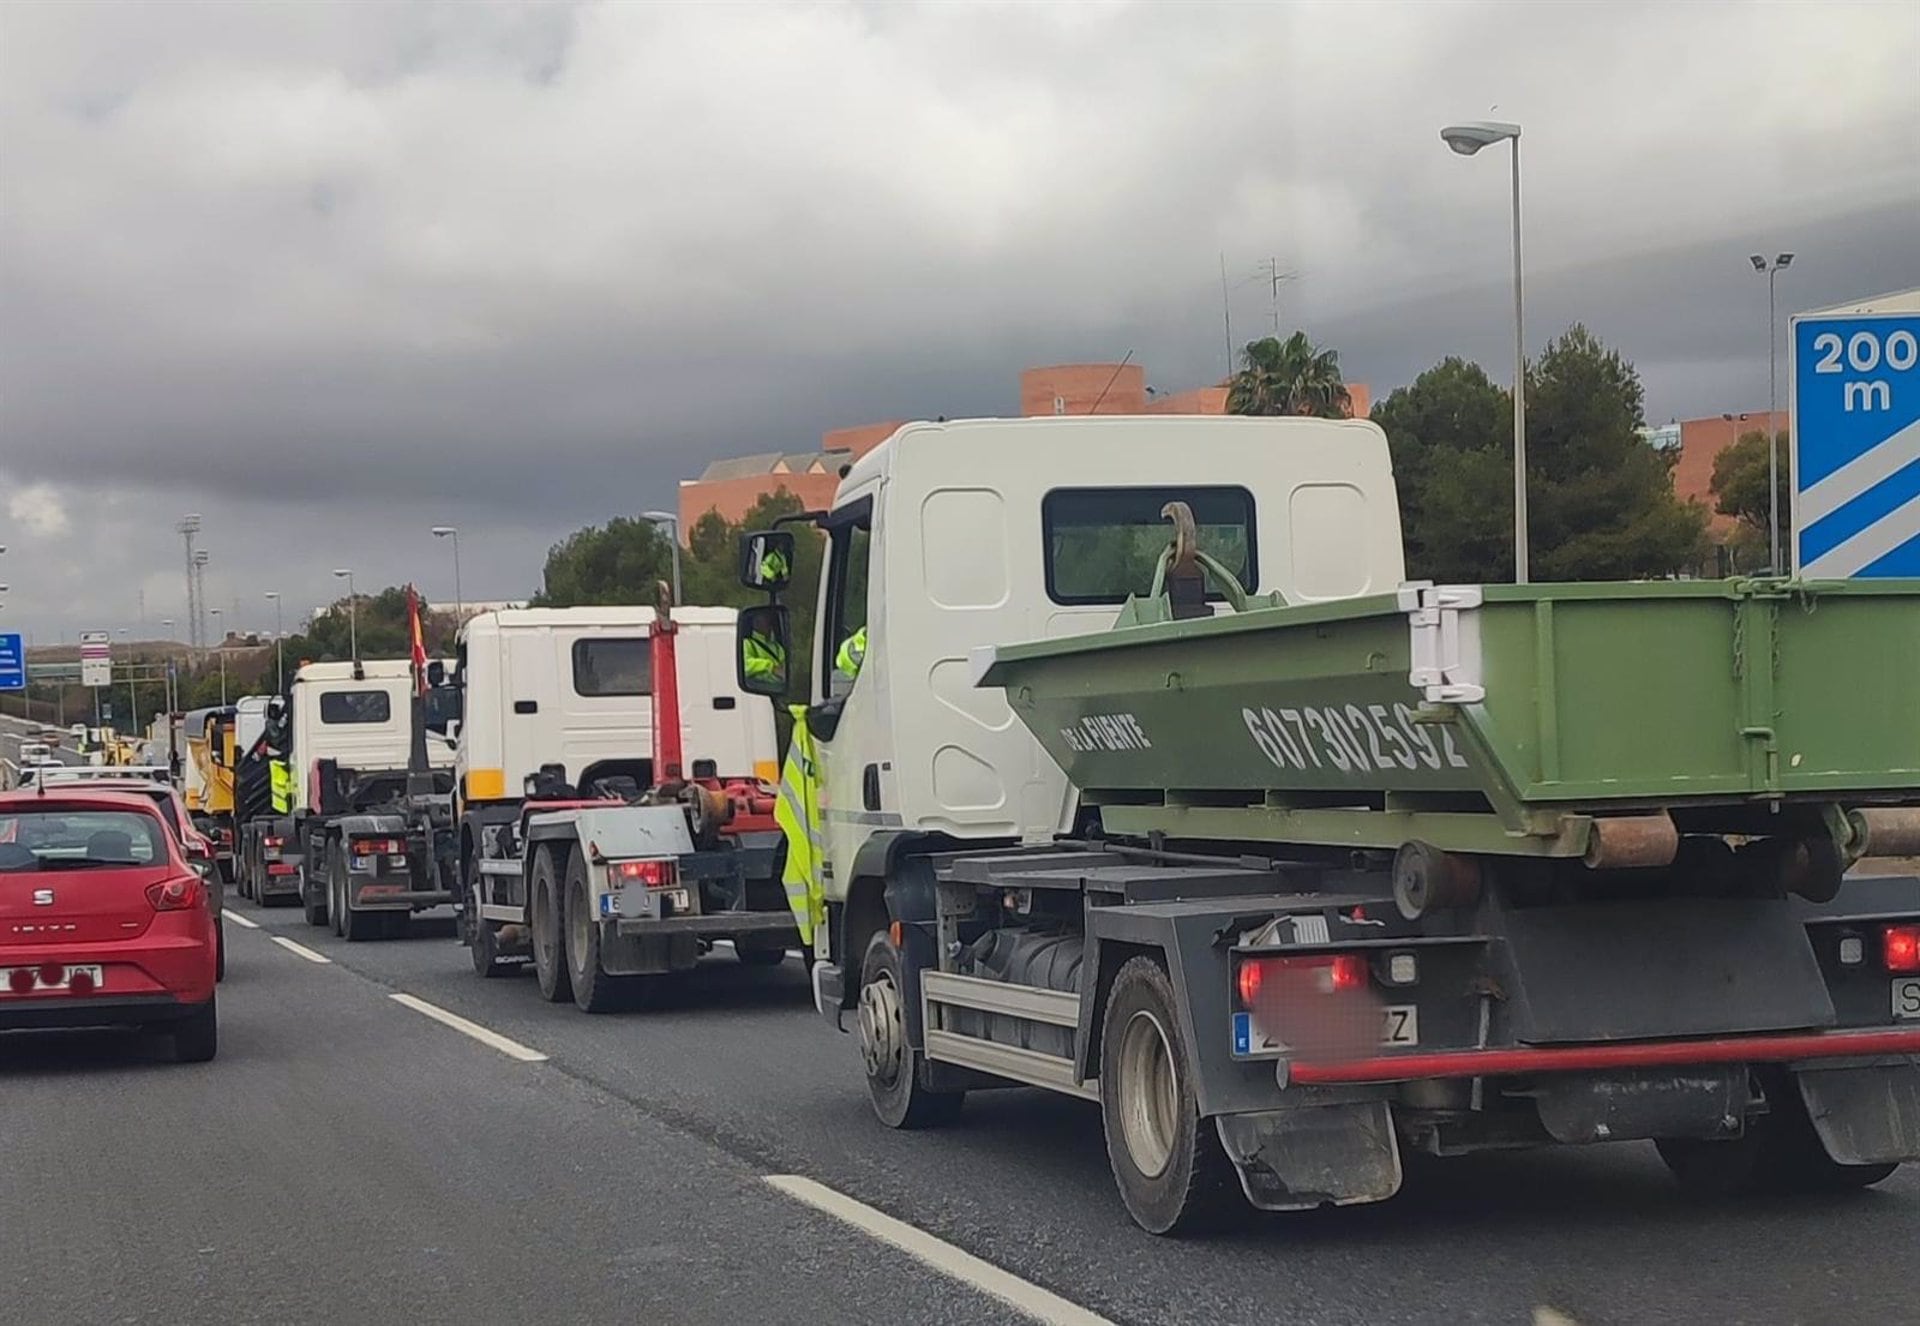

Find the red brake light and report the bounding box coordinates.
[611,859,675,888]
[1236,957,1264,1007]
[264,836,284,848]
[1328,953,1369,992]
[352,838,402,856]
[147,878,203,912]
[1886,925,1920,973]
[1235,952,1371,1006]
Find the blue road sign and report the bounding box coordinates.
[1791,300,1920,578]
[0,633,25,692]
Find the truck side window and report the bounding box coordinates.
[572,638,651,697]
[821,510,873,700]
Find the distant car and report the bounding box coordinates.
[0,789,218,1062]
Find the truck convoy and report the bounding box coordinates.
[448,600,797,1011]
[730,414,1920,1234]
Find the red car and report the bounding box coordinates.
[0,789,219,1062]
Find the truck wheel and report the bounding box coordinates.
[1099,955,1243,1235]
[566,852,632,1013]
[858,931,964,1129]
[734,938,788,967]
[531,846,573,1003]
[330,852,348,938]
[301,844,329,928]
[467,860,511,978]
[1657,1069,1902,1197]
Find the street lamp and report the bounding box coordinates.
[209,609,226,705]
[1750,252,1794,573]
[1442,119,1529,583]
[431,527,464,620]
[641,511,682,606]
[162,620,177,712]
[332,569,357,663]
[264,592,285,692]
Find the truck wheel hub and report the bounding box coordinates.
[857,973,905,1084]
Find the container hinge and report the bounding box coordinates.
[1398,582,1486,704]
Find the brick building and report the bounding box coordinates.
[1667,410,1785,541]
[678,363,1372,534]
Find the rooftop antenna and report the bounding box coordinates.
[1087,350,1136,415]
[1219,252,1234,378]
[1257,257,1299,337]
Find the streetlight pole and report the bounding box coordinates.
[333,570,357,663]
[209,608,226,705]
[1750,253,1795,573]
[117,628,139,735]
[1442,120,1528,584]
[431,527,464,620]
[162,620,176,713]
[264,592,285,692]
[642,511,682,606]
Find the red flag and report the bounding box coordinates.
[407,584,429,696]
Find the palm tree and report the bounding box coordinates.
[1226,332,1351,418]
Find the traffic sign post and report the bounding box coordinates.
[1791,289,1920,578]
[0,633,25,692]
[79,629,112,689]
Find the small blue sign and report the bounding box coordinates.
[1792,305,1920,578]
[1231,1010,1252,1056]
[0,633,25,692]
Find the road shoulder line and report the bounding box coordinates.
[389,992,549,1063]
[764,1174,1115,1326]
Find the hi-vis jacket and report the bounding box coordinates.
[772,706,826,947]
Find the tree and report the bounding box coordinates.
[1710,429,1791,569]
[1370,357,1515,582]
[1226,332,1351,418]
[531,517,678,608]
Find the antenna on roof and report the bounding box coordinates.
[1087,350,1135,415]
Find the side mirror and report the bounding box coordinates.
[427,660,446,687]
[735,604,793,697]
[739,531,796,594]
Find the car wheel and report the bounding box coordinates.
[857,930,964,1129]
[530,846,572,1003]
[1099,955,1243,1235]
[173,997,218,1064]
[216,919,226,983]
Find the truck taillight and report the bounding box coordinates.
[612,859,676,888]
[351,838,403,856]
[1887,926,1920,973]
[1234,952,1369,1007]
[264,836,284,848]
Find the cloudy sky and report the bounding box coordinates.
[2,0,1916,642]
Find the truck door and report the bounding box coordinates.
[811,491,888,895]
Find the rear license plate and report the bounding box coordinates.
[0,964,104,993]
[663,889,690,912]
[1896,978,1920,1021]
[1233,1004,1420,1056]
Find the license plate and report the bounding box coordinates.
[663,889,690,912]
[0,964,104,993]
[1896,978,1920,1021]
[1233,1004,1420,1055]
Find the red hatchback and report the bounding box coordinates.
[0,790,218,1062]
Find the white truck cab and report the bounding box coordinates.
[289,660,453,812]
[453,606,776,809]
[772,414,1405,923]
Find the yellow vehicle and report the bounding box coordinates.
[184,706,238,880]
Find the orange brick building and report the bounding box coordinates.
[678,363,1372,533]
[1667,410,1784,540]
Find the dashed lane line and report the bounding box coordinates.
[270,935,332,964]
[388,992,549,1063]
[223,911,260,930]
[764,1174,1116,1326]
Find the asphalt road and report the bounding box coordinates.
[8,879,1910,1326]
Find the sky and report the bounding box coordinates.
[2,0,1917,643]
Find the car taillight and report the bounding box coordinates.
[611,858,676,888]
[352,838,403,856]
[147,878,203,912]
[1886,925,1920,973]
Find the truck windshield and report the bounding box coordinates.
[1042,485,1257,604]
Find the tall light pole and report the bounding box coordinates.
[1750,253,1794,573]
[161,620,177,713]
[431,527,463,620]
[264,592,285,692]
[209,608,226,705]
[117,628,139,734]
[1442,119,1528,583]
[333,569,357,663]
[192,549,210,653]
[642,511,682,606]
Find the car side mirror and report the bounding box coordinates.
[739,531,795,594]
[735,604,792,697]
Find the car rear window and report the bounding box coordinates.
[0,808,169,871]
[319,690,393,724]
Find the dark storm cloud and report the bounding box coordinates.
[2,0,1916,639]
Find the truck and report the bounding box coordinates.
[449,596,799,1010]
[181,705,238,877]
[270,659,459,940]
[730,414,1920,1234]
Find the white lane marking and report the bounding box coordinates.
[389,993,549,1063]
[764,1175,1115,1326]
[224,911,260,930]
[270,935,332,964]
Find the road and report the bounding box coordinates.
[6,876,1914,1325]
[0,710,91,783]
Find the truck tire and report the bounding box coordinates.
[565,851,634,1013]
[301,841,329,928]
[334,850,377,942]
[530,846,573,1003]
[172,996,218,1064]
[858,930,964,1129]
[330,851,347,938]
[734,937,788,967]
[1099,955,1243,1235]
[467,859,511,978]
[1657,1069,1902,1197]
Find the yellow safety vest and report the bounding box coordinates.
[772,706,826,948]
[269,759,294,813]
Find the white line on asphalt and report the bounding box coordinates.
[270,935,332,964]
[389,993,549,1063]
[764,1175,1116,1326]
[224,911,260,930]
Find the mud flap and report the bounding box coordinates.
[1796,1061,1920,1165]
[1214,1100,1403,1210]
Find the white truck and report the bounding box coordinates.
[446,603,796,1011]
